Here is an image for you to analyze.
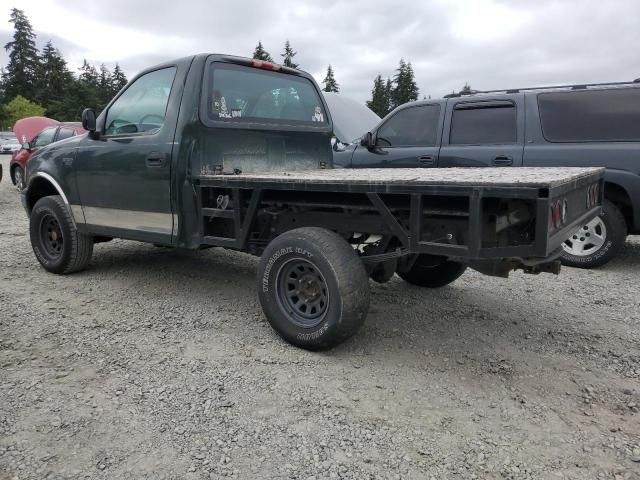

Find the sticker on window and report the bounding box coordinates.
[312,106,324,122]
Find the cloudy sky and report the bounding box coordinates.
[1,0,638,103]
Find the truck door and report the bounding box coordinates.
[75,66,179,243]
[350,103,443,168]
[438,95,525,167]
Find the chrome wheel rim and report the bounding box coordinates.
[14,168,24,191]
[562,216,607,256]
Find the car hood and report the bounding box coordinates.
[323,92,380,144]
[13,117,59,144]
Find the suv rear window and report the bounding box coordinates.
[538,88,640,142]
[206,63,327,126]
[450,102,517,145]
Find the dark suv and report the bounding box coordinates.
[334,81,640,268]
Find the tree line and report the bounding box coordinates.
[0,8,128,129]
[0,8,472,131]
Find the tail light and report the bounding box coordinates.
[251,60,282,71]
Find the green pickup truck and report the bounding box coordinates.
[22,54,604,349]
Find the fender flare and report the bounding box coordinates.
[27,172,80,228]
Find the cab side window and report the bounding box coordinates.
[376,105,441,147]
[33,127,57,148]
[105,67,176,136]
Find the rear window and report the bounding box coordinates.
[206,63,327,126]
[538,88,640,142]
[450,102,517,145]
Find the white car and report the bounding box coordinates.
[0,132,21,154]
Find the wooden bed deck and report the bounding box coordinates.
[200,167,604,189]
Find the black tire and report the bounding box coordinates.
[257,227,370,350]
[396,254,467,288]
[11,165,25,191]
[560,199,627,269]
[29,195,94,274]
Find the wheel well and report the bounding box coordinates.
[25,177,59,214]
[604,182,634,231]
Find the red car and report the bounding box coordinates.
[10,118,86,190]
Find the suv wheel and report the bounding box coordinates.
[560,199,627,268]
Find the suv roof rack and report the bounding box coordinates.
[444,79,640,98]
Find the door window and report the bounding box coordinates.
[56,127,76,141]
[376,105,441,147]
[450,102,517,145]
[105,67,176,136]
[33,127,57,147]
[538,88,640,142]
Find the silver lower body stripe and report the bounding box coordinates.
[79,206,174,235]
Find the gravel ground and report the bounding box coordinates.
[1,155,639,480]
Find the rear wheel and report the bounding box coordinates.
[11,165,25,191]
[397,254,467,288]
[560,199,626,268]
[257,227,370,350]
[29,195,94,274]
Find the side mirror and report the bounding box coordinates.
[22,142,30,150]
[81,108,97,132]
[360,131,375,150]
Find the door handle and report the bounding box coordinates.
[492,155,513,166]
[418,155,435,167]
[146,152,166,167]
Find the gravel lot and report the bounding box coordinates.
[1,155,639,480]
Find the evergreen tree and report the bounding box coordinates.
[322,65,339,93]
[281,40,298,69]
[73,59,100,118]
[3,8,39,101]
[97,63,112,111]
[384,78,393,113]
[460,82,472,94]
[110,63,128,97]
[35,41,75,119]
[252,41,273,62]
[391,58,419,108]
[366,75,388,117]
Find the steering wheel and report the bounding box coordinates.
[139,114,165,131]
[376,136,392,147]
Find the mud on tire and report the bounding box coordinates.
[257,227,370,350]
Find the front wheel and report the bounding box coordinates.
[29,195,94,274]
[257,227,370,350]
[396,255,467,288]
[560,199,627,268]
